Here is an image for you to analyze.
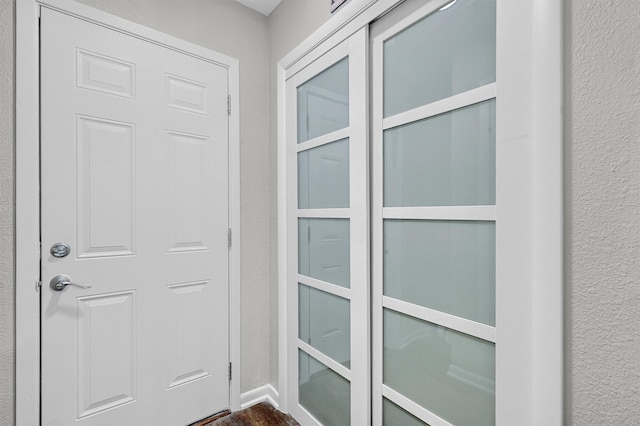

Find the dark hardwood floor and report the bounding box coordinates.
[192,402,299,426]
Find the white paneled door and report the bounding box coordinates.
[40,7,230,426]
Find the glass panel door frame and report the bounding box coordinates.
[278,0,562,424]
[371,1,497,424]
[284,27,370,426]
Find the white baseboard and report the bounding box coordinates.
[239,384,280,410]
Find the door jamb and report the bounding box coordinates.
[16,1,241,424]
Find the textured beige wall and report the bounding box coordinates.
[267,0,333,390]
[0,0,15,423]
[564,0,640,423]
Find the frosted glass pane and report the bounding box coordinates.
[298,58,349,143]
[383,0,496,117]
[298,218,350,288]
[299,350,351,426]
[299,284,351,368]
[298,139,350,209]
[384,220,495,326]
[384,99,495,207]
[383,398,428,426]
[383,309,495,426]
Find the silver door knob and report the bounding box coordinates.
[50,275,92,292]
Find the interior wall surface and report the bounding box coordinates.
[0,0,15,424]
[564,0,640,424]
[3,0,640,423]
[267,0,333,390]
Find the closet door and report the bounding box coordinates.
[372,1,497,425]
[285,27,369,426]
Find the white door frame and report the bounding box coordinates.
[16,1,241,424]
[277,0,563,424]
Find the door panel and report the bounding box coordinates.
[296,57,350,143]
[166,74,210,114]
[166,280,212,388]
[40,7,229,426]
[382,0,496,117]
[75,49,135,98]
[383,100,496,207]
[372,0,497,424]
[166,131,210,252]
[383,309,495,426]
[287,27,369,426]
[77,116,136,257]
[298,284,351,367]
[297,138,350,209]
[383,399,428,426]
[383,219,496,326]
[77,291,136,418]
[298,218,351,288]
[298,350,351,426]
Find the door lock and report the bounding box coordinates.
[50,242,71,258]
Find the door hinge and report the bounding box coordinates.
[228,362,232,381]
[228,228,232,248]
[37,241,42,291]
[227,95,231,116]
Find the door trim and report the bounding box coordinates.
[277,0,563,423]
[16,1,241,424]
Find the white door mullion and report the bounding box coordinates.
[297,208,351,219]
[382,83,497,131]
[296,127,351,153]
[297,275,351,300]
[298,341,352,382]
[370,22,385,426]
[285,71,301,423]
[383,297,496,343]
[348,25,371,426]
[382,385,455,426]
[383,206,496,221]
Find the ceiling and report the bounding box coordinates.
[232,0,283,16]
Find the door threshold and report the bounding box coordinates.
[190,409,231,426]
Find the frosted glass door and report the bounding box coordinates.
[372,1,497,425]
[286,27,369,426]
[297,59,352,425]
